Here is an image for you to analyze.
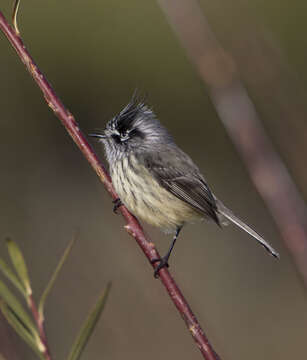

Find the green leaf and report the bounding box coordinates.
[38,237,76,319]
[0,301,45,360]
[6,238,31,296]
[67,282,111,360]
[0,258,27,298]
[0,279,37,338]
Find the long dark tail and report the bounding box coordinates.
[215,199,279,258]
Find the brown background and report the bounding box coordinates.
[1,0,307,359]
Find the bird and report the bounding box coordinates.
[90,95,279,277]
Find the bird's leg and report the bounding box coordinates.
[113,198,123,213]
[152,226,182,278]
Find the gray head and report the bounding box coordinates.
[90,97,173,164]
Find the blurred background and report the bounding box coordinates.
[1,0,307,359]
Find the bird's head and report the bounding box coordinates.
[90,95,172,163]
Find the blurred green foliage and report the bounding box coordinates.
[0,237,111,360]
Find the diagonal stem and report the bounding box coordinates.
[28,295,51,360]
[0,10,221,360]
[157,0,307,286]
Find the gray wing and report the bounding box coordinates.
[141,146,220,224]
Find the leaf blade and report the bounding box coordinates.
[0,258,27,298]
[67,282,111,360]
[38,237,76,318]
[6,238,31,296]
[0,302,44,360]
[0,279,37,338]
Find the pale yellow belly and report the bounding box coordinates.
[111,156,202,232]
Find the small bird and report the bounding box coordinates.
[90,96,279,277]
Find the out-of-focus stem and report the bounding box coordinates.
[157,0,307,284]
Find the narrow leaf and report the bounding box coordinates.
[0,279,37,338]
[0,302,44,360]
[67,282,111,360]
[38,237,76,318]
[6,238,31,296]
[0,258,27,298]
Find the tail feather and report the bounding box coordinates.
[215,199,279,258]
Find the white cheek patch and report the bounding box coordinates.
[120,129,133,142]
[121,134,130,142]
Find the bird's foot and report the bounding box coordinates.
[151,256,170,278]
[113,198,123,214]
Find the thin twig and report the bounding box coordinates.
[0,10,220,360]
[12,0,20,35]
[28,295,51,360]
[157,0,307,284]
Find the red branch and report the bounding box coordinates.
[28,295,51,360]
[0,10,220,360]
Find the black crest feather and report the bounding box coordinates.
[109,91,149,133]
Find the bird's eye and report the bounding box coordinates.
[111,134,121,143]
[120,132,130,142]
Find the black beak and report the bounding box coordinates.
[88,133,106,139]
